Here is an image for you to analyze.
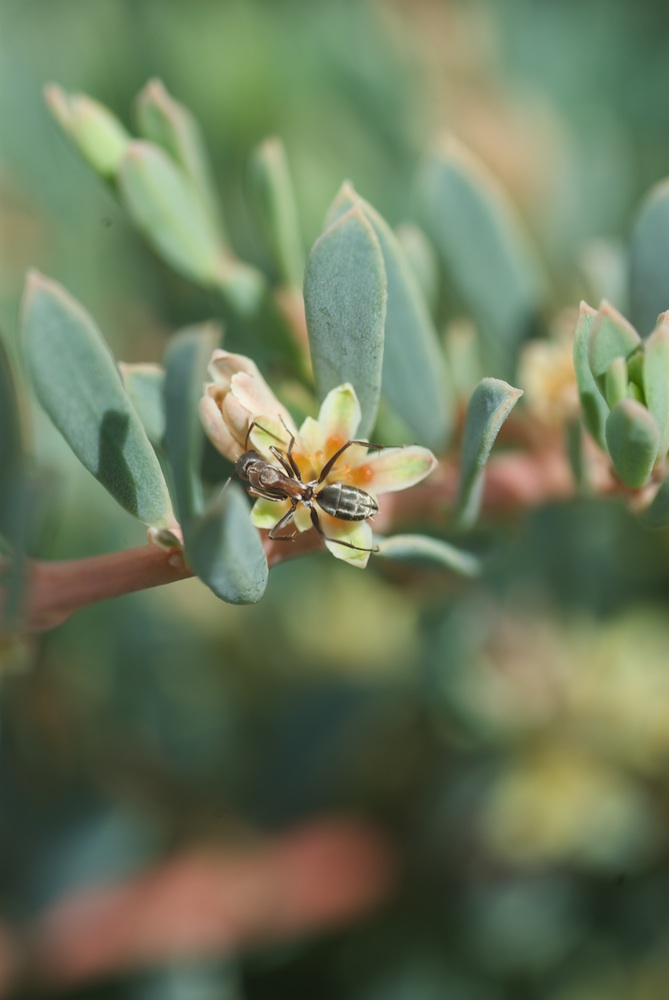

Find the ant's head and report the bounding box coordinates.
[235,450,262,480]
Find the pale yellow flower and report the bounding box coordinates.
[200,352,437,567]
[518,321,579,427]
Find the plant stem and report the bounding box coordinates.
[2,446,598,634]
[14,544,193,632]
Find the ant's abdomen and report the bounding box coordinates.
[316,482,378,522]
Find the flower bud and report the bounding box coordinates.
[199,350,295,461]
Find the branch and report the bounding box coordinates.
[2,444,609,634]
[10,544,193,632]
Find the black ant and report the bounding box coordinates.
[233,420,384,553]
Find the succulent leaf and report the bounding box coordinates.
[20,272,173,527]
[303,205,386,438]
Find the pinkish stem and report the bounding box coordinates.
[17,545,193,632]
[3,446,601,633]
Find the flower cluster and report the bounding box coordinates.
[200,350,438,567]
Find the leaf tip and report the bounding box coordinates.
[578,300,597,318]
[337,179,358,201]
[483,376,523,402]
[122,139,148,163]
[21,269,49,317]
[142,77,168,102]
[43,82,68,118]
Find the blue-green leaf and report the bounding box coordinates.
[135,79,226,243]
[304,205,386,437]
[187,485,268,605]
[45,84,131,180]
[375,534,481,577]
[629,179,669,336]
[572,301,608,448]
[20,272,173,527]
[163,324,220,535]
[120,142,265,318]
[395,223,440,317]
[643,314,669,459]
[119,363,166,447]
[456,377,523,528]
[588,301,641,392]
[249,136,305,288]
[641,472,669,527]
[0,336,27,628]
[604,357,629,410]
[324,183,452,451]
[0,337,22,509]
[118,141,224,287]
[605,399,659,489]
[418,136,545,377]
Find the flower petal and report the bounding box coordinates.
[322,516,374,569]
[354,445,438,495]
[207,349,259,388]
[251,497,292,530]
[293,504,313,532]
[248,415,292,461]
[297,415,325,458]
[221,393,255,455]
[199,392,239,460]
[317,384,361,442]
[231,372,296,435]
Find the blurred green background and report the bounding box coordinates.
[4,0,669,997]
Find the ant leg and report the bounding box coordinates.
[308,507,379,554]
[243,419,287,452]
[244,417,303,478]
[317,438,389,485]
[268,502,299,542]
[269,445,298,480]
[275,415,303,479]
[246,487,283,500]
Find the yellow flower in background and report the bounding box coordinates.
[518,318,579,428]
[482,743,656,870]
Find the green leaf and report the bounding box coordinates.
[629,179,669,336]
[375,533,481,577]
[605,399,659,488]
[0,336,27,628]
[395,223,440,317]
[456,377,523,528]
[324,183,452,451]
[20,272,173,527]
[217,259,268,320]
[119,363,166,447]
[303,205,386,438]
[572,301,608,448]
[418,136,545,377]
[163,324,220,535]
[249,137,305,288]
[604,357,629,409]
[588,301,641,392]
[565,418,586,492]
[118,141,224,287]
[640,473,669,527]
[45,84,131,180]
[0,337,22,504]
[135,79,226,243]
[643,314,669,459]
[187,485,268,604]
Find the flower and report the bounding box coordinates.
[199,349,297,461]
[517,316,579,428]
[200,351,438,568]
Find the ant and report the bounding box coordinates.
[233,420,384,553]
